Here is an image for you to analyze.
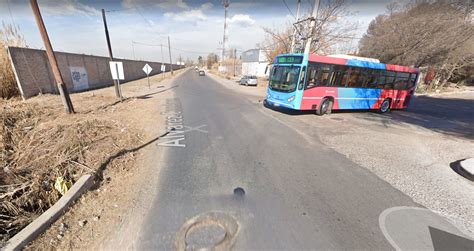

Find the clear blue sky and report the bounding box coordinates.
[0,0,395,62]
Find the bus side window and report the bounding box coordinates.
[347,68,365,88]
[384,71,396,90]
[377,70,386,89]
[394,72,410,90]
[367,70,378,88]
[298,66,306,90]
[331,65,348,87]
[305,65,318,89]
[360,69,370,88]
[408,73,417,89]
[320,71,331,86]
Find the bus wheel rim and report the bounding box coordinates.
[381,100,389,112]
[322,101,328,112]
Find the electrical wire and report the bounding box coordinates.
[105,6,140,12]
[132,41,218,55]
[282,0,296,19]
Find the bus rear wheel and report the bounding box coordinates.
[316,98,333,116]
[378,99,391,113]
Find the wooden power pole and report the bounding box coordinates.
[101,9,122,99]
[168,36,173,75]
[30,0,74,114]
[290,0,302,53]
[304,0,320,55]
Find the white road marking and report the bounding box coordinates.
[183,125,208,134]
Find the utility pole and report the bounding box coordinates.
[30,0,74,114]
[101,9,122,99]
[290,0,302,53]
[304,0,320,55]
[132,41,135,59]
[160,44,165,79]
[168,36,173,75]
[233,48,237,77]
[220,0,230,69]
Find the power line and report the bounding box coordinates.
[132,41,217,55]
[282,0,296,19]
[105,6,140,12]
[110,5,196,44]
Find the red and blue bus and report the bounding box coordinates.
[265,54,419,115]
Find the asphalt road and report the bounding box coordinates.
[135,70,470,250]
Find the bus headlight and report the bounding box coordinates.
[287,96,295,102]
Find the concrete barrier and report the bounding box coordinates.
[3,175,94,251]
[7,46,183,99]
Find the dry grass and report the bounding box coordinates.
[0,97,140,245]
[0,51,19,99]
[1,22,24,99]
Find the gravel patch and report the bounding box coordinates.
[313,114,474,237]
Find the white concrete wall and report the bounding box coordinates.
[242,62,269,77]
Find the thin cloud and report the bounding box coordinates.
[122,0,189,9]
[40,0,100,16]
[231,2,260,9]
[164,2,213,22]
[228,14,255,27]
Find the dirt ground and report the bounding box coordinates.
[0,69,186,249]
[209,72,474,237]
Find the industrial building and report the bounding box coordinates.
[241,49,270,77]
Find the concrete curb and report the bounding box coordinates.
[459,158,474,178]
[3,175,94,251]
[415,89,474,97]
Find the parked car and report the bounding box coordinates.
[239,75,258,86]
[199,70,205,76]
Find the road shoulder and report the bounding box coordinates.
[25,70,187,250]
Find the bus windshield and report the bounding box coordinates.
[269,66,300,93]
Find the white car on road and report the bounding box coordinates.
[239,75,258,86]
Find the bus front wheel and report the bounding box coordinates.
[378,99,391,113]
[316,98,333,116]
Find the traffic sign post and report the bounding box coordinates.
[142,63,153,89]
[109,61,124,100]
[161,64,166,79]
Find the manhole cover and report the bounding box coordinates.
[185,223,226,250]
[175,212,239,251]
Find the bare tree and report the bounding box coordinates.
[259,0,358,62]
[359,1,474,89]
[206,53,218,69]
[258,26,293,63]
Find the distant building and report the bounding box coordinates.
[241,49,269,77]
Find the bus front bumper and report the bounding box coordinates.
[264,98,296,109]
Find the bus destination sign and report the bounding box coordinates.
[277,56,303,64]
